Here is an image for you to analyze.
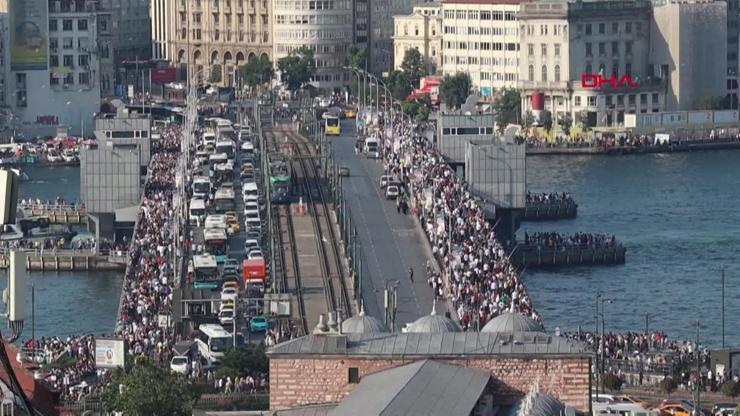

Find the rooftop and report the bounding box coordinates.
[267,332,589,358]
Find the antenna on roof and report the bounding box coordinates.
[430,299,437,316]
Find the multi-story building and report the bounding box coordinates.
[441,0,523,99]
[650,0,727,110]
[2,0,100,138]
[151,0,174,61]
[0,1,9,139]
[272,0,353,89]
[369,0,432,74]
[392,3,442,74]
[518,0,666,128]
[96,0,151,97]
[170,0,272,87]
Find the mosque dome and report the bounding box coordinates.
[511,391,567,416]
[406,302,461,333]
[481,312,544,333]
[341,305,389,334]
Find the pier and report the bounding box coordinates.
[522,201,578,221]
[0,248,126,271]
[19,203,86,224]
[510,244,626,268]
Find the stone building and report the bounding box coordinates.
[170,0,272,87]
[392,3,443,74]
[267,311,592,413]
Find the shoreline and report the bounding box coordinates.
[526,139,740,156]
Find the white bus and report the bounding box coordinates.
[195,324,232,363]
[213,188,236,213]
[192,254,219,289]
[204,214,228,230]
[216,139,236,160]
[192,176,211,200]
[189,199,207,226]
[208,153,229,171]
[203,227,228,255]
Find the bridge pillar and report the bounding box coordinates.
[487,207,524,246]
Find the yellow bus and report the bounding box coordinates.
[325,115,341,136]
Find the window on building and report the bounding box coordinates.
[585,42,592,57]
[575,96,581,106]
[554,44,560,57]
[50,55,59,67]
[599,23,605,34]
[50,38,59,52]
[348,368,360,384]
[628,94,636,105]
[64,73,74,85]
[541,65,547,82]
[63,37,73,49]
[79,72,90,85]
[606,95,612,106]
[504,11,515,21]
[588,96,596,106]
[49,20,58,31]
[541,44,547,56]
[78,19,88,31]
[481,11,491,20]
[63,55,73,67]
[612,63,619,76]
[586,63,592,74]
[625,22,632,34]
[612,22,619,34]
[585,23,592,35]
[62,19,73,31]
[599,42,605,56]
[528,43,534,56]
[617,95,624,105]
[625,41,632,55]
[640,93,647,105]
[78,55,89,67]
[625,62,632,76]
[612,41,619,55]
[528,64,534,81]
[554,65,560,82]
[652,92,659,103]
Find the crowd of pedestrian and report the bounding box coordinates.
[206,373,269,394]
[522,232,619,249]
[378,113,539,330]
[525,192,575,206]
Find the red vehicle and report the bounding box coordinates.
[242,258,266,284]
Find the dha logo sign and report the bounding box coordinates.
[581,73,637,89]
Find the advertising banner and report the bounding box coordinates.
[150,68,177,84]
[95,339,126,368]
[9,0,49,70]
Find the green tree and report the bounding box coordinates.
[558,112,573,136]
[439,72,472,110]
[602,373,623,391]
[721,380,739,397]
[347,45,367,70]
[386,70,412,101]
[698,95,726,110]
[277,46,316,91]
[102,359,198,416]
[240,55,274,89]
[493,88,521,133]
[216,345,269,380]
[541,110,553,132]
[400,48,425,88]
[522,111,534,128]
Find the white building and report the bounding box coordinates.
[272,0,353,89]
[518,0,666,128]
[650,0,727,110]
[441,0,523,99]
[150,0,174,61]
[393,3,442,74]
[3,0,100,138]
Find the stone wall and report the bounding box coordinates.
[269,356,591,412]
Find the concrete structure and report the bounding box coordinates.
[272,0,353,89]
[81,107,151,240]
[2,0,101,138]
[150,0,174,61]
[95,0,151,97]
[171,0,272,87]
[436,112,495,166]
[441,0,524,98]
[392,3,442,74]
[368,0,433,74]
[650,0,727,110]
[0,1,10,140]
[518,0,666,127]
[267,326,591,412]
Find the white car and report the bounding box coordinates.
[385,185,400,199]
[244,201,260,217]
[218,307,235,326]
[170,356,190,375]
[380,175,393,189]
[245,210,260,222]
[247,249,264,260]
[221,287,238,303]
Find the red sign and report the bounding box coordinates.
[150,68,176,84]
[581,73,637,89]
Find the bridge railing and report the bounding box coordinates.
[18,203,85,213]
[0,248,128,257]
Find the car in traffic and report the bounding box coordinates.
[170,355,190,375]
[345,108,356,119]
[244,201,260,217]
[247,249,264,260]
[712,403,737,416]
[385,185,400,199]
[339,166,350,177]
[380,175,393,189]
[222,280,240,293]
[249,316,269,332]
[658,401,694,416]
[221,287,238,302]
[218,306,235,326]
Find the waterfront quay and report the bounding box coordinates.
[522,192,578,221]
[19,202,86,224]
[0,248,125,271]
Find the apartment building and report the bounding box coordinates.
[171,0,272,87]
[272,0,353,89]
[518,0,665,127]
[441,0,524,99]
[0,1,8,139]
[151,0,174,61]
[393,3,442,74]
[369,0,433,74]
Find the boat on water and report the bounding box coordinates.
[46,150,63,163]
[61,148,78,163]
[0,217,77,242]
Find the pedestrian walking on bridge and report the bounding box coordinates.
[408,267,414,283]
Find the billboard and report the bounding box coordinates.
[9,0,49,70]
[95,338,126,368]
[150,68,177,84]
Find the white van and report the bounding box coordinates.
[189,199,207,226]
[365,138,379,158]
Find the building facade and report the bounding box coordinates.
[650,0,727,110]
[518,0,666,128]
[368,0,433,74]
[441,0,524,99]
[150,0,174,61]
[393,3,442,74]
[170,0,272,87]
[272,0,353,89]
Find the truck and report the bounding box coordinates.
[242,258,266,284]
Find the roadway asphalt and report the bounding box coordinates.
[331,119,447,329]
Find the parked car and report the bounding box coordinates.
[249,316,268,332]
[170,355,190,375]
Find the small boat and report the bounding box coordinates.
[27,224,76,241]
[62,149,78,163]
[46,150,62,163]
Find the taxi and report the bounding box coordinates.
[345,108,357,119]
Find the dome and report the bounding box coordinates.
[481,312,544,333]
[341,305,389,334]
[511,392,566,416]
[406,302,461,333]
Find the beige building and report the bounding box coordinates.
[650,0,727,110]
[518,0,666,128]
[272,0,353,89]
[151,0,175,61]
[393,4,442,74]
[441,0,524,99]
[170,0,272,87]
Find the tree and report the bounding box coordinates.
[602,373,623,391]
[558,112,573,136]
[721,380,739,397]
[386,70,412,101]
[102,359,197,416]
[439,72,471,110]
[277,46,316,91]
[347,44,367,70]
[216,344,269,380]
[493,88,521,133]
[240,55,274,89]
[400,48,425,88]
[659,377,677,394]
[522,111,534,128]
[698,95,727,110]
[541,110,553,132]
